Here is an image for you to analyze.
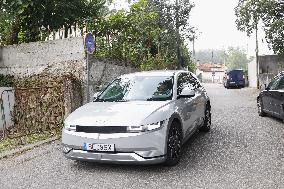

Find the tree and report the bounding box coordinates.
[225,47,252,71]
[195,49,227,64]
[148,0,195,68]
[92,0,195,70]
[235,0,284,55]
[0,0,107,45]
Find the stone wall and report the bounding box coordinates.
[88,58,139,101]
[0,38,139,104]
[0,37,85,78]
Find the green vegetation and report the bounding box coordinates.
[235,0,284,55]
[0,0,107,44]
[196,47,252,71]
[0,0,196,71]
[224,47,252,71]
[0,74,13,87]
[92,0,196,70]
[0,130,60,153]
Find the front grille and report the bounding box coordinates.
[76,126,127,133]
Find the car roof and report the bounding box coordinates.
[227,69,243,72]
[120,70,190,78]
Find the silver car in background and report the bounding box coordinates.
[62,70,211,165]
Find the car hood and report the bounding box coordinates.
[65,101,172,126]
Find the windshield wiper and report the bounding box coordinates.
[95,99,107,102]
[115,99,129,102]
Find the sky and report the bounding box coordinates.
[190,0,273,56]
[110,0,274,57]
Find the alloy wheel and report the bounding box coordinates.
[199,105,211,132]
[257,98,266,117]
[165,122,182,166]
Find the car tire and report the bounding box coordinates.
[165,121,182,166]
[199,104,211,132]
[257,97,266,117]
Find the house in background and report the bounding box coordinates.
[196,63,227,83]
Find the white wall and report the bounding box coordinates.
[248,59,257,88]
[202,71,225,84]
[0,88,14,130]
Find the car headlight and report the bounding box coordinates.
[65,124,76,131]
[127,121,165,132]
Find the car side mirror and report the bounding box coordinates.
[178,88,195,99]
[264,84,270,91]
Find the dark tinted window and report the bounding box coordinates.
[276,76,284,90]
[228,70,244,80]
[269,77,281,90]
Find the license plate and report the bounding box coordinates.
[83,143,115,152]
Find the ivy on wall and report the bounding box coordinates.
[0,74,13,87]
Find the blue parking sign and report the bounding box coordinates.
[85,33,95,54]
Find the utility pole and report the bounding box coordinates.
[255,22,259,89]
[192,33,195,59]
[175,0,182,70]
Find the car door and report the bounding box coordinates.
[190,73,206,125]
[262,77,280,113]
[271,76,284,118]
[176,73,199,138]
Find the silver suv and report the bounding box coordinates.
[62,70,211,165]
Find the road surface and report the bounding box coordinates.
[0,84,283,189]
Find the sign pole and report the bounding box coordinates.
[84,32,95,103]
[86,53,89,102]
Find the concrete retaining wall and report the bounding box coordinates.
[0,38,139,104]
[0,37,85,78]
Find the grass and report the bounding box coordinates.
[0,130,61,154]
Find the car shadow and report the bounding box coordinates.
[70,130,212,172]
[265,115,284,124]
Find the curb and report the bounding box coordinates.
[0,136,59,159]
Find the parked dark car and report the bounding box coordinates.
[223,69,245,88]
[257,72,284,122]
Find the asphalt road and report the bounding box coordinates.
[0,84,283,189]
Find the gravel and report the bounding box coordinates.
[0,84,283,189]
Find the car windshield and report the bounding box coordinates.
[96,76,174,102]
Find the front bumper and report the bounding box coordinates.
[63,148,165,164]
[61,123,168,164]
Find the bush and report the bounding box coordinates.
[0,74,13,87]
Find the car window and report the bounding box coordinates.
[96,76,174,102]
[177,73,200,95]
[269,77,281,90]
[275,76,284,90]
